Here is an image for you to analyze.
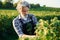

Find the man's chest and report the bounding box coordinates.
[20,18,32,24]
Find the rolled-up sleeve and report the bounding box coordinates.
[12,19,24,37]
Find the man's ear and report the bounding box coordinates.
[16,5,18,10]
[16,7,17,10]
[16,3,20,10]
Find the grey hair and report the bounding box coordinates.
[16,1,30,9]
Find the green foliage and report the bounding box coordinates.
[35,19,50,40]
[0,14,18,40]
[0,1,60,12]
[30,4,40,8]
[0,10,60,40]
[35,17,60,40]
[0,1,2,8]
[2,2,14,9]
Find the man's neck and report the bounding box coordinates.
[20,13,27,18]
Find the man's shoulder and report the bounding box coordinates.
[13,16,19,22]
[28,14,34,17]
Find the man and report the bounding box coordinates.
[12,1,37,38]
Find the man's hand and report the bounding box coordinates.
[22,34,36,38]
[19,34,37,40]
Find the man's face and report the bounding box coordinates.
[18,6,29,15]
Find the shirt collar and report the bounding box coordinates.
[18,14,28,20]
[18,15,21,19]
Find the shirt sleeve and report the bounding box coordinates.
[32,15,37,25]
[12,19,24,37]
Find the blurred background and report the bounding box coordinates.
[0,0,60,40]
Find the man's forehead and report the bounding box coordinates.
[18,5,29,9]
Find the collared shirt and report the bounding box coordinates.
[12,14,37,37]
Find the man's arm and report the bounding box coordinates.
[12,19,24,37]
[29,14,37,25]
[12,19,36,38]
[32,15,37,25]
